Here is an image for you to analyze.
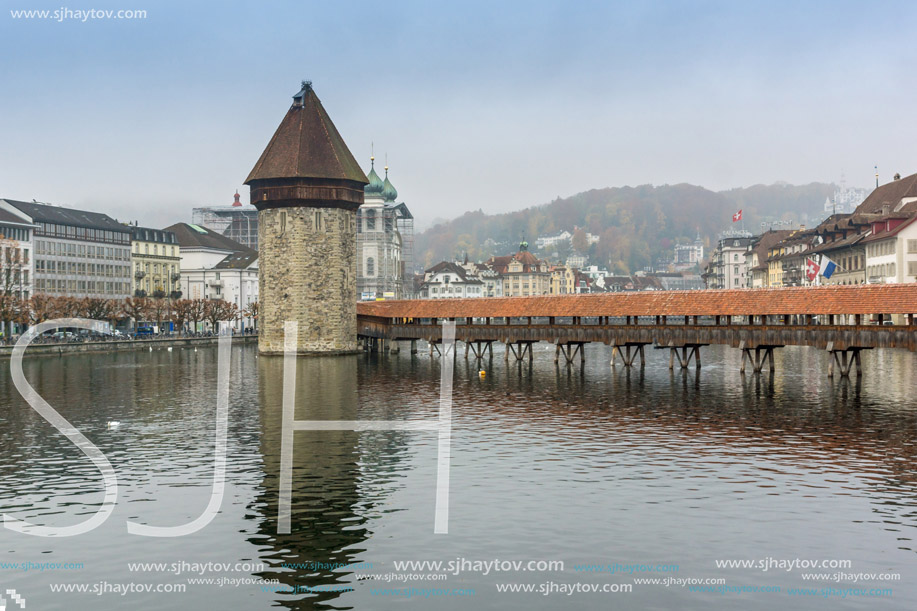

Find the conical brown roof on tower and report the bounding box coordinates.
[245,81,368,211]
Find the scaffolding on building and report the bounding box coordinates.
[356,203,413,299]
[191,206,259,250]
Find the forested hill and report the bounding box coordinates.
[414,182,836,274]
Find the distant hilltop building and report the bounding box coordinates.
[535,230,571,249]
[192,191,259,250]
[535,228,599,250]
[824,175,869,214]
[356,155,414,300]
[673,233,704,268]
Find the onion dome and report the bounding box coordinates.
[382,166,398,202]
[365,157,384,195]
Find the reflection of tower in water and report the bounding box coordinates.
[251,355,413,609]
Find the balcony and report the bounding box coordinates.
[135,271,146,279]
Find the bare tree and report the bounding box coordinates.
[82,298,117,321]
[0,236,26,298]
[187,299,205,333]
[149,297,170,332]
[52,296,82,318]
[0,294,15,340]
[122,297,151,329]
[204,299,238,332]
[28,294,56,325]
[170,299,192,335]
[243,300,259,332]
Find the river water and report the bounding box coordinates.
[0,342,915,609]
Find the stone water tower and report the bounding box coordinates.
[246,82,368,355]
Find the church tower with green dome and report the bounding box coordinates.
[356,154,414,299]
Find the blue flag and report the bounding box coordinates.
[820,255,837,279]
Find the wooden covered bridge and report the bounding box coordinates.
[356,284,917,377]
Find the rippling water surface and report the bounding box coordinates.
[1,343,916,609]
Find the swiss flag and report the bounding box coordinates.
[732,210,742,222]
[805,258,820,282]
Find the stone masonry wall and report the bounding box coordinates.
[258,206,358,355]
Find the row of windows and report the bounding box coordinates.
[868,263,897,278]
[135,263,179,277]
[0,226,30,242]
[35,260,130,277]
[134,242,178,257]
[33,279,130,294]
[430,285,482,294]
[1,269,29,284]
[37,222,130,245]
[36,240,130,260]
[836,255,863,271]
[0,244,29,264]
[868,241,895,257]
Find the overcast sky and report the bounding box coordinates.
[1,0,914,230]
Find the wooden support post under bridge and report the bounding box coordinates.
[740,345,782,374]
[465,340,495,360]
[663,344,706,370]
[505,341,535,363]
[610,343,648,368]
[826,345,870,378]
[554,341,587,366]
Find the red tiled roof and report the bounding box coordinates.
[854,172,917,216]
[358,284,917,317]
[862,215,917,243]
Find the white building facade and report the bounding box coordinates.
[166,223,258,331]
[864,217,917,284]
[0,207,35,302]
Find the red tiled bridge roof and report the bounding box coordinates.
[358,285,917,318]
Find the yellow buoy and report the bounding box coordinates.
[478,370,486,378]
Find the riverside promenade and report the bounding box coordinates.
[0,334,257,360]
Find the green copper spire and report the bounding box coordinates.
[381,164,398,202]
[365,156,384,195]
